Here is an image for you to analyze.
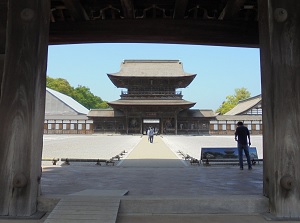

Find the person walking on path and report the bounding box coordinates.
[149,127,154,143]
[235,121,252,170]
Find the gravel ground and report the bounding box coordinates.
[162,135,263,160]
[42,134,263,165]
[42,134,142,162]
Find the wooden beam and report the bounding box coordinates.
[62,0,89,21]
[49,19,259,47]
[0,0,50,216]
[120,0,135,19]
[219,0,246,20]
[173,0,189,19]
[259,0,300,219]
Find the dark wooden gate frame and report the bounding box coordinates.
[0,0,299,219]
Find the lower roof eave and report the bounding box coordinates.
[108,100,195,106]
[108,102,195,110]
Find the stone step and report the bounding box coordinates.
[119,195,269,215]
[43,189,129,223]
[44,196,121,223]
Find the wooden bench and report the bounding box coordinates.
[59,151,126,166]
[200,147,263,166]
[42,158,59,165]
[60,158,115,166]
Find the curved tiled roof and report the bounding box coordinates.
[108,60,195,77]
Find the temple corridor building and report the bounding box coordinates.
[88,60,215,135]
[44,88,93,134]
[211,95,262,135]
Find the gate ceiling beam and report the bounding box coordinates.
[49,19,259,47]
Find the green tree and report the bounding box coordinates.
[216,88,251,115]
[72,85,109,109]
[46,76,109,109]
[47,76,74,95]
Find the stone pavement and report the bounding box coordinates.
[40,135,263,196]
[117,214,299,223]
[119,136,186,167]
[1,135,298,222]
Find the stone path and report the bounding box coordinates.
[119,136,186,167]
[43,137,188,223]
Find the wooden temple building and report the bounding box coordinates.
[211,95,263,135]
[88,60,215,135]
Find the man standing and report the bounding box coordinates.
[235,121,252,170]
[149,127,154,143]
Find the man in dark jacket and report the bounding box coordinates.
[235,121,252,170]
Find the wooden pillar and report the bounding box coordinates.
[259,0,300,218]
[0,0,50,217]
[0,54,4,91]
[0,1,7,94]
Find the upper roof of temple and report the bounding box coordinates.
[107,60,196,88]
[109,60,195,77]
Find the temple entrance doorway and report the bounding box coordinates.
[143,119,160,135]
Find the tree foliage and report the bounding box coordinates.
[47,77,73,96]
[46,76,109,109]
[216,88,251,115]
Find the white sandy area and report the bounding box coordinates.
[42,134,263,163]
[42,134,142,160]
[162,135,263,159]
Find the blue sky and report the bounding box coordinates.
[47,43,261,111]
